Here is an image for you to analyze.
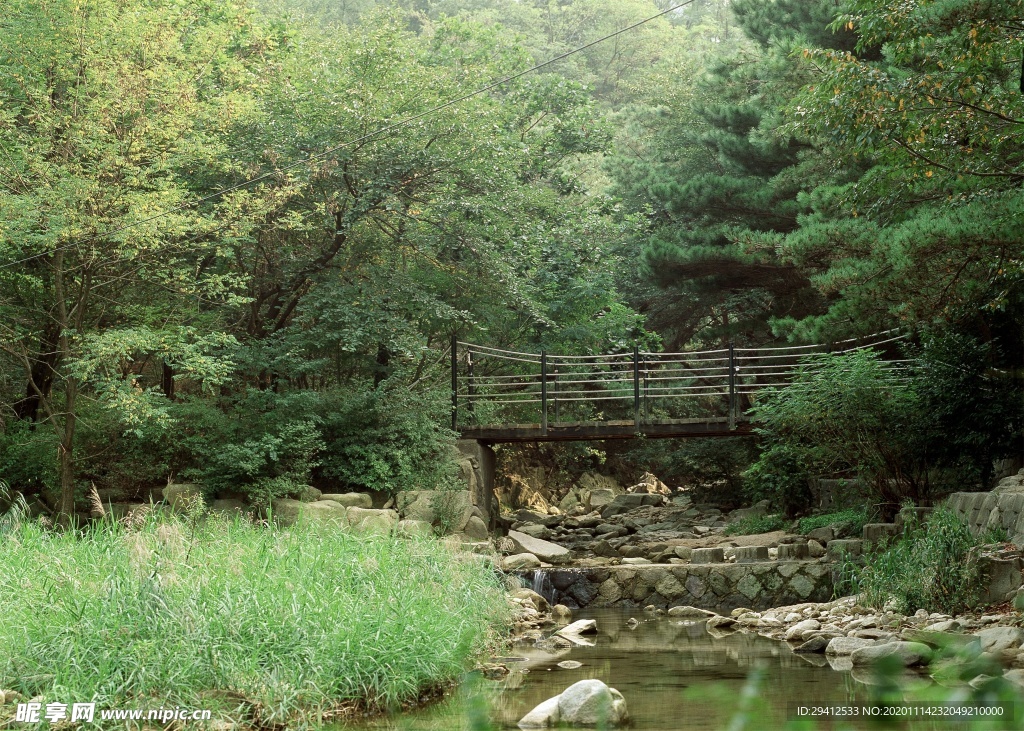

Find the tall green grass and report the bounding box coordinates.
[0,510,509,728]
[839,506,995,614]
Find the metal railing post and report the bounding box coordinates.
[466,350,475,420]
[553,367,559,424]
[728,340,736,430]
[633,344,641,429]
[451,335,458,431]
[540,350,548,436]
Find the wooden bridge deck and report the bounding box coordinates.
[459,416,753,444]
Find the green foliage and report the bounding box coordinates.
[0,420,58,496]
[749,349,928,518]
[319,387,459,496]
[911,330,1024,489]
[797,507,870,537]
[742,443,813,518]
[843,507,993,615]
[167,391,325,504]
[429,488,467,537]
[0,514,508,727]
[724,513,787,536]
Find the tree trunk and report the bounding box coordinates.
[57,376,78,527]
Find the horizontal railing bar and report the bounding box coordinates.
[551,394,635,402]
[458,342,539,358]
[547,353,633,361]
[642,348,730,357]
[734,343,825,353]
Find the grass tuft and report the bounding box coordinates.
[0,512,509,728]
[839,506,997,614]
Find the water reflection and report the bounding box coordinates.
[340,609,940,730]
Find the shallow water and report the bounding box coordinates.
[341,609,997,731]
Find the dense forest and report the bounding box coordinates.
[1,0,1022,523]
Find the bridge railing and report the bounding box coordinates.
[451,331,911,434]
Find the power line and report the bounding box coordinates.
[0,0,696,271]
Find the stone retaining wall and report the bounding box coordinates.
[947,489,1024,546]
[536,561,834,613]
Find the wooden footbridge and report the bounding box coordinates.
[451,332,910,444]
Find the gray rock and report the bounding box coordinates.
[164,483,203,509]
[795,636,831,653]
[826,539,864,560]
[667,605,716,618]
[850,641,931,667]
[296,485,322,503]
[397,519,433,537]
[512,588,550,613]
[346,507,398,533]
[557,660,583,670]
[690,547,725,564]
[807,539,826,558]
[974,626,1024,653]
[518,696,561,728]
[508,531,571,564]
[620,557,651,565]
[463,515,490,541]
[777,542,809,559]
[806,527,834,543]
[1003,669,1024,688]
[557,679,628,727]
[556,620,598,638]
[591,539,621,558]
[502,553,541,571]
[588,488,619,509]
[862,523,898,544]
[517,523,550,539]
[706,615,738,631]
[825,637,878,655]
[733,546,770,563]
[923,620,962,632]
[551,604,573,622]
[674,546,693,560]
[785,619,822,641]
[320,492,373,509]
[271,498,347,527]
[209,499,249,516]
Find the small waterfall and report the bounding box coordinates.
[531,569,556,605]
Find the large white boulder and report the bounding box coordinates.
[320,492,372,508]
[507,530,570,564]
[518,680,627,729]
[558,679,628,726]
[850,641,931,667]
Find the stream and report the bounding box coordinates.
[338,608,972,731]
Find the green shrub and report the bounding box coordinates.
[797,507,871,537]
[749,349,930,520]
[724,513,787,536]
[742,443,813,518]
[318,386,459,496]
[841,507,994,614]
[0,514,508,728]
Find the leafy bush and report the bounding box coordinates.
[742,443,813,518]
[0,420,57,496]
[0,514,508,727]
[167,391,325,505]
[724,513,787,536]
[797,507,871,537]
[748,349,929,520]
[911,330,1024,489]
[842,507,995,614]
[318,386,459,496]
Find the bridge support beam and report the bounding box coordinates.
[456,439,497,529]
